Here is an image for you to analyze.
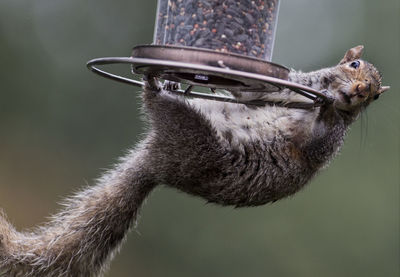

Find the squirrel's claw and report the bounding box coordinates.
[163,81,181,91]
[143,75,162,92]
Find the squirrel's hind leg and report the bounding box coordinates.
[141,79,227,197]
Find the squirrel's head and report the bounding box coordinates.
[328,45,390,111]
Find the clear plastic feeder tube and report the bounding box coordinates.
[154,0,280,61]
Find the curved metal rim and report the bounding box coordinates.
[86,56,332,107]
[132,44,290,79]
[133,44,290,72]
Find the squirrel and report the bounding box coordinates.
[0,45,390,276]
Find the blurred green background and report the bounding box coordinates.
[0,0,398,276]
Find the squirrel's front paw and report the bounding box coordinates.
[319,89,335,105]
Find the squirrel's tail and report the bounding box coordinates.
[0,140,155,277]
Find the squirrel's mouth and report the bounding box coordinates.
[339,90,351,104]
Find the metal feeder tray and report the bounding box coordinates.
[87,45,332,109]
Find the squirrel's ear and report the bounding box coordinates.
[374,86,390,100]
[378,86,390,94]
[339,45,364,64]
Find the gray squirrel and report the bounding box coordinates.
[0,46,390,276]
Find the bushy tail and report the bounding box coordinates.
[0,141,155,277]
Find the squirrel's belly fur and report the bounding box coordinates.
[189,97,319,146]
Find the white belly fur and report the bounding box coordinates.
[188,98,319,147]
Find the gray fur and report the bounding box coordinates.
[141,78,348,207]
[0,48,386,276]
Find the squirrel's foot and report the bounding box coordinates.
[163,80,180,92]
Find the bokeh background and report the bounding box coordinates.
[0,0,398,276]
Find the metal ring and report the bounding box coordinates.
[87,57,145,87]
[86,56,330,108]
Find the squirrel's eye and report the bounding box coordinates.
[350,61,360,69]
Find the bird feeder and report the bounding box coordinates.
[87,0,330,107]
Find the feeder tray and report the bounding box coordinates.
[87,45,331,108]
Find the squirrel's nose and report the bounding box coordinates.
[353,81,370,97]
[351,82,369,99]
[356,83,369,93]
